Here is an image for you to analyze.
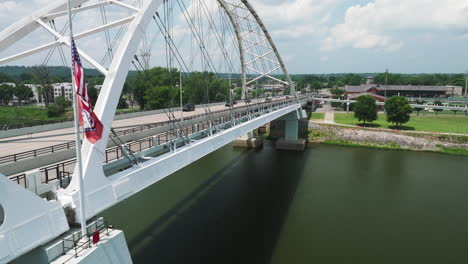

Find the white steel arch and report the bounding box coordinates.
[0,0,296,223]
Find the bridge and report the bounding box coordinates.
[0,1,310,263]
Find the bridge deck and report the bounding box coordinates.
[0,100,261,157]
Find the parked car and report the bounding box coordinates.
[264,97,272,102]
[182,104,195,111]
[225,101,234,107]
[233,100,238,105]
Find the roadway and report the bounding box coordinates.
[0,99,271,157]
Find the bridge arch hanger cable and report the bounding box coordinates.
[0,0,298,221]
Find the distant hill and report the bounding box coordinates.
[0,66,103,79]
[0,66,139,82]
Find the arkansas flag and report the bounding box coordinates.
[71,39,103,144]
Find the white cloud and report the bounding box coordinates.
[250,0,340,39]
[323,0,468,52]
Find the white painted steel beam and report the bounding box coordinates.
[0,41,61,65]
[0,175,69,264]
[61,0,166,219]
[63,104,302,222]
[43,1,115,21]
[110,0,141,12]
[0,0,88,52]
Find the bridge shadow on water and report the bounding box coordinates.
[116,141,310,264]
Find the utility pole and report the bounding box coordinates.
[385,69,388,99]
[465,70,468,97]
[229,75,232,104]
[180,71,183,121]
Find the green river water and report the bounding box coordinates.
[102,141,468,264]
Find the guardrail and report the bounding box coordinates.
[0,98,308,165]
[8,99,303,188]
[62,219,114,260]
[9,173,26,188]
[0,117,73,131]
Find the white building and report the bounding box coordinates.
[53,83,73,101]
[24,84,43,105]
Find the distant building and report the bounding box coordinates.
[263,84,286,93]
[345,77,463,99]
[26,83,75,105]
[52,83,73,101]
[25,84,42,104]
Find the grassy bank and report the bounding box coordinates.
[0,106,71,126]
[310,112,325,121]
[334,113,468,134]
[308,129,468,157]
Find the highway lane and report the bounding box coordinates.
[0,99,269,157]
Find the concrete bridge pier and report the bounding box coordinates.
[271,109,308,151]
[233,130,264,149]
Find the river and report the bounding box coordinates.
[102,142,468,264]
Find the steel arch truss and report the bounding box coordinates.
[220,0,296,99]
[0,0,296,224]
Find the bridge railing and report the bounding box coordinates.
[0,98,304,165]
[8,99,302,188]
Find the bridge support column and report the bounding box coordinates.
[233,130,263,149]
[271,109,307,151]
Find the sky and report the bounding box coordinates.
[0,0,468,74]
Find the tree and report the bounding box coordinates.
[133,67,180,108]
[353,95,378,126]
[330,87,344,96]
[54,96,71,109]
[117,96,129,109]
[342,74,363,85]
[414,99,425,115]
[311,81,322,90]
[433,100,443,116]
[32,66,53,106]
[14,84,34,104]
[330,87,345,108]
[384,96,413,129]
[47,103,65,118]
[234,88,242,100]
[144,86,178,110]
[0,84,15,105]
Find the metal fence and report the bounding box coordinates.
[7,99,299,188]
[0,103,260,165]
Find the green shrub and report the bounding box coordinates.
[47,103,65,117]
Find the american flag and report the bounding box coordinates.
[72,38,103,144]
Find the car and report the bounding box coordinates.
[233,100,238,105]
[182,104,195,111]
[264,97,272,102]
[225,101,234,107]
[245,98,251,103]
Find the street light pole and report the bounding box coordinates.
[385,68,388,99]
[464,70,468,97]
[229,75,232,104]
[180,71,183,121]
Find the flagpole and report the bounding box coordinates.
[67,0,87,239]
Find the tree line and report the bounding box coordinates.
[292,73,467,92]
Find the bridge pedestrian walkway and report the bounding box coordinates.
[0,101,256,157]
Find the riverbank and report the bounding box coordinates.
[308,122,468,156]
